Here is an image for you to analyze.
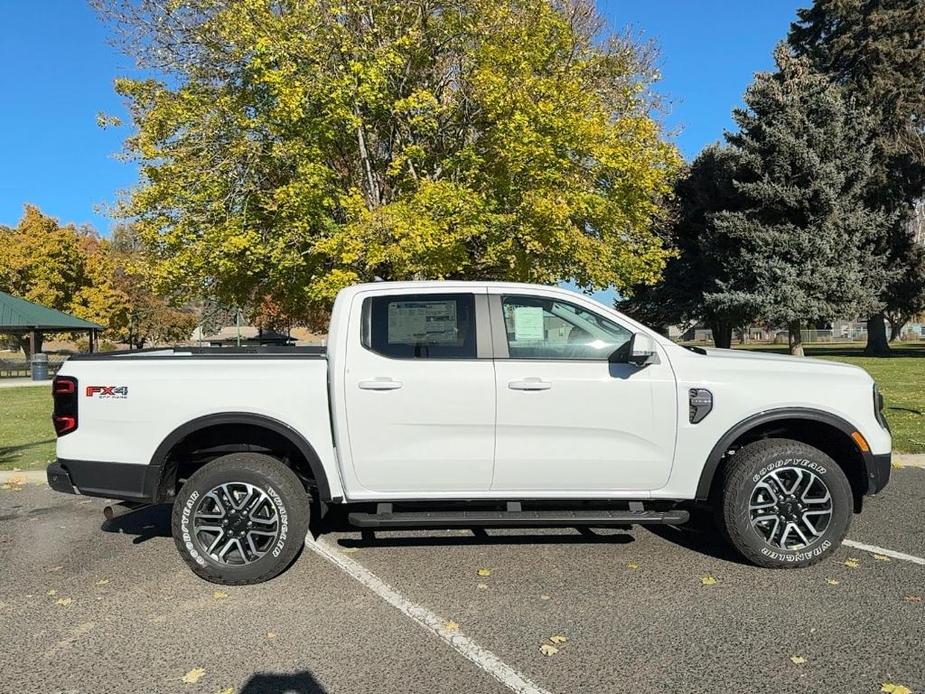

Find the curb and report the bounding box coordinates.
[893,453,925,469]
[0,470,48,484]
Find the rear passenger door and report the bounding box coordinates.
[343,290,496,494]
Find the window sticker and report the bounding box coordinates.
[387,300,458,344]
[513,306,544,341]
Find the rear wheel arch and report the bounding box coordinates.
[148,413,331,503]
[697,408,870,511]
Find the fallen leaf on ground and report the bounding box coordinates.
[891,462,904,469]
[903,595,922,603]
[627,562,640,570]
[265,632,277,639]
[47,589,57,596]
[540,644,559,657]
[789,656,806,665]
[881,683,912,694]
[182,668,205,684]
[444,620,459,632]
[843,558,860,568]
[549,635,567,644]
[212,591,228,600]
[825,578,840,586]
[476,583,488,590]
[476,568,492,577]
[95,579,109,586]
[700,575,718,586]
[216,688,234,694]
[872,554,891,562]
[55,597,73,606]
[540,594,551,600]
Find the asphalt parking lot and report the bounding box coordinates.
[1,467,923,694]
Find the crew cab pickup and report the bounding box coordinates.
[47,282,892,584]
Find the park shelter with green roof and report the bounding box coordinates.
[0,290,102,355]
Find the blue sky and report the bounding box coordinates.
[0,0,806,236]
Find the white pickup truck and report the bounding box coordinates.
[47,281,892,584]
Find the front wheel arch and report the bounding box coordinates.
[696,409,870,510]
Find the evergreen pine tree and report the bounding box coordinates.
[789,0,925,354]
[620,144,748,348]
[705,46,891,356]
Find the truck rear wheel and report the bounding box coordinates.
[719,438,853,568]
[171,452,310,585]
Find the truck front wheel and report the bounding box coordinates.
[171,452,311,585]
[719,438,853,568]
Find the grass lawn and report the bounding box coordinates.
[0,343,922,472]
[0,386,55,471]
[734,342,925,453]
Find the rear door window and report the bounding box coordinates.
[363,294,477,359]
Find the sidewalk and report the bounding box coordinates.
[0,378,51,389]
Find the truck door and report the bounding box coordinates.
[490,293,677,492]
[342,290,496,493]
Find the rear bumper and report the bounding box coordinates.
[864,451,892,495]
[47,459,158,502]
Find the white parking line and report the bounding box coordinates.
[843,539,925,566]
[304,535,552,694]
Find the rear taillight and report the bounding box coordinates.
[52,376,78,436]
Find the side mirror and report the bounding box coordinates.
[627,332,659,366]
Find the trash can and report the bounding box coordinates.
[31,352,49,381]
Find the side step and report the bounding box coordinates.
[347,506,689,529]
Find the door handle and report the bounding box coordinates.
[358,378,403,391]
[508,378,551,391]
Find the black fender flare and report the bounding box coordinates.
[147,412,332,502]
[695,407,869,500]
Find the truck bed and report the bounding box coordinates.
[67,345,327,360]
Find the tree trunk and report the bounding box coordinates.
[864,313,891,356]
[18,332,43,360]
[709,320,733,349]
[788,320,804,356]
[889,317,906,342]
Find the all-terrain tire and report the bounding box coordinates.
[719,438,853,568]
[171,452,311,585]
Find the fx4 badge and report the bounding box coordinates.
[86,385,128,399]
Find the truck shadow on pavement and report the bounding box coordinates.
[101,503,172,544]
[643,509,749,565]
[239,670,326,694]
[100,503,745,565]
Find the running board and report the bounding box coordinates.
[347,507,689,529]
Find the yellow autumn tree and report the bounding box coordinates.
[100,0,682,317]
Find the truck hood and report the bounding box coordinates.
[695,347,869,376]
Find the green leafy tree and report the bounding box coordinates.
[620,144,750,348]
[789,0,925,354]
[704,47,891,356]
[98,0,681,315]
[0,206,101,356]
[107,226,197,349]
